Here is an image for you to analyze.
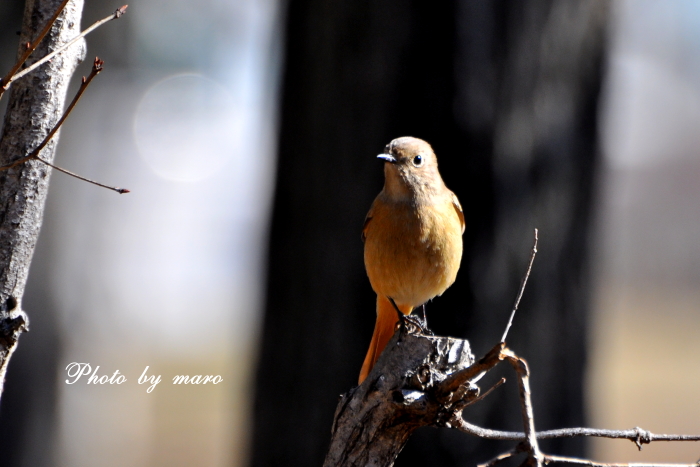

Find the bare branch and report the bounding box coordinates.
[478,444,524,467]
[0,57,103,171]
[542,454,700,467]
[437,342,505,397]
[0,57,129,194]
[324,231,700,467]
[0,0,71,97]
[452,417,700,445]
[3,5,129,95]
[325,326,700,466]
[541,426,700,448]
[501,228,538,343]
[502,349,543,466]
[461,377,505,408]
[39,160,130,194]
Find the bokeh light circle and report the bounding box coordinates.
[133,74,241,182]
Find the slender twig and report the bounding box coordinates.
[451,346,700,467]
[3,5,129,95]
[501,228,538,343]
[0,0,71,97]
[0,57,104,171]
[438,343,505,397]
[40,159,129,194]
[0,57,129,194]
[452,417,700,444]
[502,349,543,466]
[461,377,506,408]
[451,415,523,439]
[542,454,700,467]
[478,445,524,467]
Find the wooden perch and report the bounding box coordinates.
[324,318,700,467]
[325,321,491,467]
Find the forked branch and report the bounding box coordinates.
[324,230,700,467]
[0,4,129,99]
[0,57,129,194]
[0,0,70,96]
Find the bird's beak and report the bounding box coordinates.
[377,154,396,163]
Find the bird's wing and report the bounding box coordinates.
[361,209,373,243]
[362,196,381,243]
[451,192,465,234]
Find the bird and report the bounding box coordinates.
[359,136,464,384]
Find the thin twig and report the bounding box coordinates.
[503,349,543,466]
[451,346,700,466]
[4,5,129,94]
[542,454,700,467]
[461,377,506,408]
[478,445,524,467]
[0,0,71,96]
[501,228,538,343]
[452,417,700,444]
[0,57,129,194]
[0,57,103,171]
[438,343,505,397]
[39,159,129,194]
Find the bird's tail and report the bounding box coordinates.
[358,295,412,384]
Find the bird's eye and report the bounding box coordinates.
[412,155,423,167]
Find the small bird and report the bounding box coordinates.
[359,136,464,384]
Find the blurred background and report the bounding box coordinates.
[0,0,698,466]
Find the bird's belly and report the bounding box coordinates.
[364,202,462,307]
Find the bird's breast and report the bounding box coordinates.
[364,195,463,307]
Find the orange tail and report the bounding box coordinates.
[359,296,413,384]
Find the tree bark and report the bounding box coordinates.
[323,327,477,467]
[0,0,85,395]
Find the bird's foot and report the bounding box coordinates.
[413,304,434,335]
[387,298,431,335]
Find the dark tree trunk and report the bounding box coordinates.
[251,1,608,465]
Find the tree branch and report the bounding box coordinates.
[2,5,128,96]
[0,0,70,97]
[0,57,129,194]
[325,231,700,467]
[501,228,538,343]
[324,327,478,467]
[0,57,102,172]
[325,330,700,467]
[452,417,700,445]
[541,454,700,467]
[502,349,543,466]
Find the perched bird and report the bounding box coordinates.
[359,137,464,384]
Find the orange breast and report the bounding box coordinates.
[363,195,463,308]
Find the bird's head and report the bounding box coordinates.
[378,137,444,201]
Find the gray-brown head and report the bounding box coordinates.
[377,137,446,200]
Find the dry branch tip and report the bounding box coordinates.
[93,57,105,73]
[0,55,128,194]
[2,5,125,96]
[116,5,129,17]
[501,228,538,343]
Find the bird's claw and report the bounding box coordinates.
[388,297,432,335]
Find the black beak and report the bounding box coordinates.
[377,154,396,163]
